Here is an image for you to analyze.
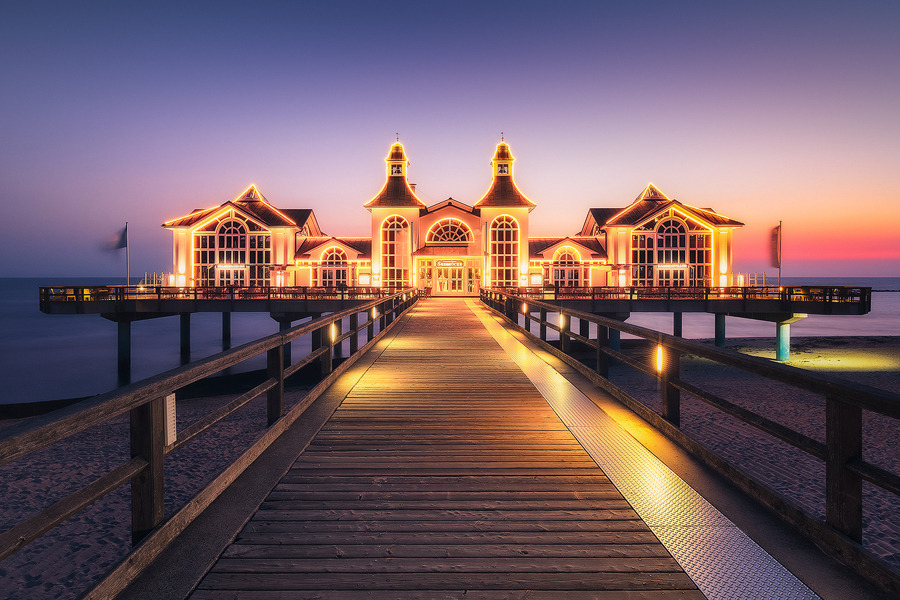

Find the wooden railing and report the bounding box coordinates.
[0,289,418,598]
[505,284,872,310]
[482,288,899,593]
[39,285,403,305]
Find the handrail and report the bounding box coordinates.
[38,285,405,305]
[0,289,418,572]
[497,284,872,311]
[481,288,899,593]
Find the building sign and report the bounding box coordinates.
[436,259,464,268]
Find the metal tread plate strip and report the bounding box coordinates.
[468,299,819,600]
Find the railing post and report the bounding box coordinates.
[319,322,333,376]
[349,313,359,354]
[661,346,681,427]
[540,308,547,341]
[130,397,165,544]
[368,307,376,341]
[267,343,284,426]
[560,313,570,354]
[333,318,343,358]
[379,302,387,331]
[596,325,609,378]
[826,395,863,542]
[579,317,589,341]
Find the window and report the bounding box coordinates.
[427,219,473,243]
[319,247,349,287]
[391,164,402,175]
[497,164,508,175]
[192,217,270,287]
[551,248,583,286]
[490,216,519,287]
[381,216,409,288]
[630,215,711,287]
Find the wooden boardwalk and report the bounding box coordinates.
[190,299,703,598]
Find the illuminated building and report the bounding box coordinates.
[163,140,742,293]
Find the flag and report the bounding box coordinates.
[770,223,781,268]
[105,224,128,251]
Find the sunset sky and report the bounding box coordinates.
[1,1,897,278]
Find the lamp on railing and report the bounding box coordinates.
[656,345,664,372]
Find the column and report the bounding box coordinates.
[180,313,191,364]
[715,314,726,348]
[118,320,132,386]
[222,312,232,350]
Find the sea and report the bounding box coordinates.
[1,277,898,405]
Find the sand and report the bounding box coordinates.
[0,337,898,599]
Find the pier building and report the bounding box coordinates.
[163,140,743,294]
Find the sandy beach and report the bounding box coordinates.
[0,336,898,599]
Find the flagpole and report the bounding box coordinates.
[778,220,782,288]
[125,222,130,287]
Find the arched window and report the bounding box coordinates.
[320,247,348,287]
[381,216,409,288]
[490,216,519,288]
[427,219,473,243]
[656,219,687,287]
[551,247,582,286]
[216,220,247,286]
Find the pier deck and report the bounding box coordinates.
[189,300,703,598]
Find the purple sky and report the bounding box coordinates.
[1,1,898,278]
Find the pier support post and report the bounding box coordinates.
[222,312,231,350]
[179,313,191,364]
[673,312,683,337]
[776,322,791,361]
[608,328,621,353]
[118,320,132,386]
[715,314,726,348]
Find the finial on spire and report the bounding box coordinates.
[396,132,399,142]
[501,131,504,141]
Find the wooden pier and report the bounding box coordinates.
[190,300,702,597]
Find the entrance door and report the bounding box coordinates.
[435,266,464,295]
[658,267,686,287]
[218,267,246,287]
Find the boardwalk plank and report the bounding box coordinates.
[190,300,698,597]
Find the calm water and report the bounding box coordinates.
[1,277,898,405]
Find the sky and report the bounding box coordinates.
[1,0,898,278]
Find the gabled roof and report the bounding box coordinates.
[293,236,372,260]
[579,208,620,236]
[162,185,305,229]
[598,183,742,228]
[421,198,478,216]
[528,237,608,260]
